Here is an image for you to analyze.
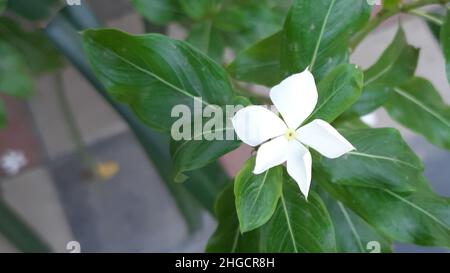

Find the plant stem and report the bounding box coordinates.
[350,0,450,49]
[408,9,444,25]
[54,72,95,171]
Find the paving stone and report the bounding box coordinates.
[1,167,74,252]
[48,132,215,252]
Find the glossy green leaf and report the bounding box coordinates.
[281,0,371,80]
[170,133,240,183]
[318,189,392,253]
[170,96,250,182]
[206,183,260,253]
[319,178,450,248]
[0,99,6,128]
[234,157,283,233]
[306,63,363,124]
[227,32,282,86]
[262,175,336,252]
[348,27,419,116]
[0,42,33,98]
[8,0,61,21]
[315,128,423,192]
[82,29,235,132]
[441,12,450,84]
[131,0,182,25]
[0,18,63,74]
[385,77,450,150]
[186,22,224,63]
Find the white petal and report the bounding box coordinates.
[296,119,355,159]
[270,69,318,129]
[254,136,288,174]
[232,106,287,147]
[286,141,312,199]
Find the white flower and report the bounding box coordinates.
[232,69,355,198]
[1,150,27,176]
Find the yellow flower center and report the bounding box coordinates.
[285,128,296,141]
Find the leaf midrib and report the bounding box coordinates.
[347,151,421,170]
[280,193,298,253]
[91,38,211,107]
[309,0,336,71]
[337,202,365,252]
[384,189,450,230]
[393,87,450,128]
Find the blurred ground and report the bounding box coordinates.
[0,1,449,252]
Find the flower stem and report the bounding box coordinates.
[350,0,450,50]
[54,72,95,171]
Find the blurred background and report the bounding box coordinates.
[0,0,448,252]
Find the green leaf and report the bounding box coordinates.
[8,0,61,21]
[0,42,33,98]
[0,199,52,252]
[0,18,63,74]
[170,133,240,183]
[281,0,371,80]
[0,99,6,128]
[262,174,336,252]
[186,22,224,63]
[131,0,182,25]
[306,63,363,124]
[385,77,450,150]
[315,128,423,192]
[82,29,235,133]
[227,31,282,86]
[318,189,392,253]
[177,0,220,19]
[234,157,283,233]
[348,27,419,116]
[0,0,6,13]
[206,183,260,253]
[319,178,450,248]
[441,12,450,84]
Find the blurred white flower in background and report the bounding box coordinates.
[1,150,27,176]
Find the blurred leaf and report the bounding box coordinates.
[319,177,450,248]
[261,175,336,252]
[82,29,235,132]
[206,183,260,253]
[348,27,419,116]
[8,0,62,21]
[131,0,182,25]
[177,0,220,19]
[442,12,450,84]
[306,64,363,123]
[0,0,6,13]
[0,42,33,98]
[385,77,450,150]
[186,21,224,63]
[234,157,283,233]
[0,99,5,128]
[383,0,401,10]
[282,0,371,80]
[315,128,423,192]
[227,32,282,86]
[0,18,63,73]
[318,189,392,253]
[0,199,52,252]
[217,3,284,53]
